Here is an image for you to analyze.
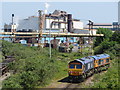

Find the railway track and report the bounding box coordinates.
[46,70,106,89]
[62,76,92,89]
[63,83,81,90]
[62,70,106,89]
[0,56,15,76]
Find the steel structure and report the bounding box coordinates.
[1,11,104,56]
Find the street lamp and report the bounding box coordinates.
[49,14,52,58]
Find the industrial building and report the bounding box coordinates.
[4,10,84,33]
[3,10,92,46]
[2,9,101,54]
[4,23,16,32]
[85,22,119,31]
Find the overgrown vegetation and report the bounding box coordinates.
[2,40,82,88]
[91,29,120,88]
[94,28,113,47]
[2,28,119,88]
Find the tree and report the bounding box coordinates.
[111,31,120,44]
[94,39,117,54]
[94,28,113,47]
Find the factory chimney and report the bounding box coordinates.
[67,14,73,32]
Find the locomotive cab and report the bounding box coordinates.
[68,57,94,82]
[68,60,83,76]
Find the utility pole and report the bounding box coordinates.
[79,37,83,54]
[11,14,15,42]
[91,21,94,55]
[88,20,94,55]
[38,10,43,47]
[49,14,52,58]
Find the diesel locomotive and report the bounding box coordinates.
[68,54,110,82]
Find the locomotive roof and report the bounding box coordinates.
[80,57,94,64]
[69,54,110,65]
[90,54,110,60]
[69,56,94,65]
[69,59,84,64]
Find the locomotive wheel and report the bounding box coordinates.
[105,65,108,70]
[94,68,98,73]
[97,68,100,73]
[81,75,85,82]
[68,79,72,83]
[68,76,73,83]
[91,70,94,75]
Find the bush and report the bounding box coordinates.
[92,58,119,88]
[94,40,117,54]
[92,44,119,88]
[2,40,66,88]
[111,31,120,44]
[94,28,113,47]
[92,28,119,88]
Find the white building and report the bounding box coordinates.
[5,10,95,35]
[72,19,83,29]
[5,10,83,33]
[4,23,17,32]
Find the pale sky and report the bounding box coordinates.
[1,1,119,28]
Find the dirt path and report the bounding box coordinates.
[45,75,94,89]
[0,73,11,89]
[45,71,107,89]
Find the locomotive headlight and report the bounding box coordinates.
[69,70,72,73]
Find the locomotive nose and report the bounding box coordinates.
[68,70,82,76]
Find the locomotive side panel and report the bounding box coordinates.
[92,54,110,68]
[84,61,94,72]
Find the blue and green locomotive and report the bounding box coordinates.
[68,54,110,82]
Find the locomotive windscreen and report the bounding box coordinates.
[69,64,75,69]
[76,64,82,69]
[69,63,82,69]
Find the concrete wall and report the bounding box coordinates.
[17,16,39,31]
[74,29,96,35]
[73,21,83,29]
[45,18,67,29]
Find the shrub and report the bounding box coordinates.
[111,31,120,44]
[2,40,68,88]
[94,40,117,54]
[94,28,113,47]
